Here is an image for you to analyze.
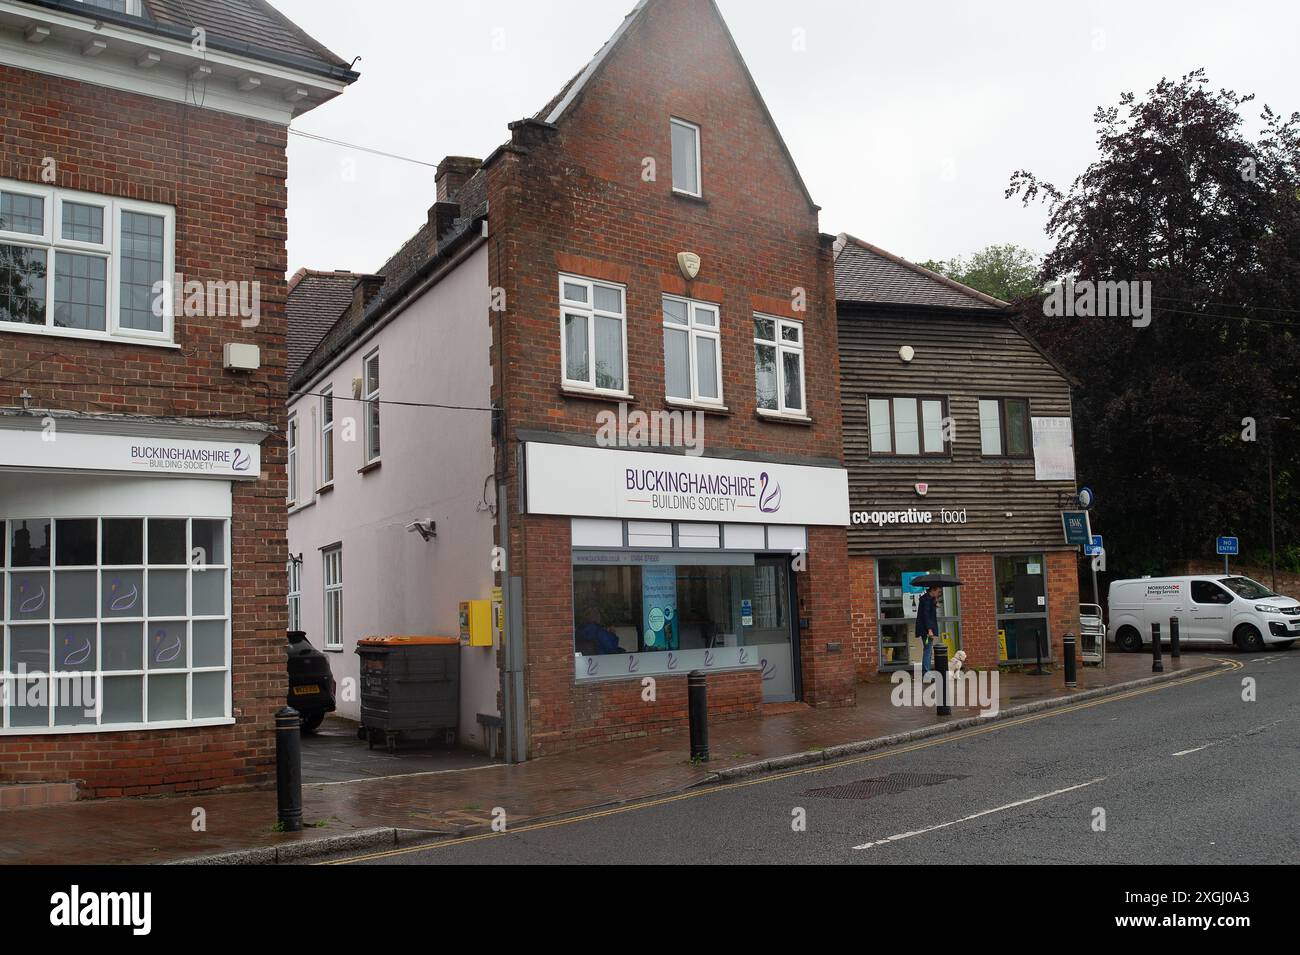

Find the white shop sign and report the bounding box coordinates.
[0,430,261,479]
[526,442,849,527]
[1032,417,1076,481]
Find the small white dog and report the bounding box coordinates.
[950,649,968,672]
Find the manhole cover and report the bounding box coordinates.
[803,772,967,800]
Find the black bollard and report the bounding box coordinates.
[934,642,951,715]
[1063,633,1078,688]
[1169,617,1181,660]
[1151,621,1164,673]
[688,670,709,761]
[276,706,303,832]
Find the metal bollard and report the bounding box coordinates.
[688,670,709,762]
[1151,621,1164,673]
[1063,633,1078,687]
[1031,628,1046,675]
[276,706,303,832]
[933,642,951,715]
[1169,617,1181,659]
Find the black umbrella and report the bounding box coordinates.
[909,573,964,587]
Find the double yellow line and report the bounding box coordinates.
[323,659,1239,864]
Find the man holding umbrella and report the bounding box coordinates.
[910,573,964,673]
[916,583,941,673]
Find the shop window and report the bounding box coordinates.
[995,554,1048,662]
[560,275,627,394]
[979,397,1031,457]
[322,546,343,650]
[754,315,805,416]
[875,556,961,669]
[869,396,948,456]
[1,516,230,733]
[572,551,799,700]
[670,118,702,197]
[0,178,173,343]
[663,295,722,405]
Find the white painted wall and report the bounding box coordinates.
[286,245,499,749]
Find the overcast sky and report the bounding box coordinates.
[275,0,1299,276]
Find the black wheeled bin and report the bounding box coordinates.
[356,635,460,751]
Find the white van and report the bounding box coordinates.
[1107,575,1300,652]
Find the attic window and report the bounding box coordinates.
[670,118,702,197]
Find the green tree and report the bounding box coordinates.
[918,244,1042,302]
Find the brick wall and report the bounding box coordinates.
[0,68,288,795]
[957,554,998,668]
[1046,549,1082,666]
[848,556,878,678]
[485,0,854,752]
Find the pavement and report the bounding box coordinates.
[339,650,1299,865]
[0,649,1232,864]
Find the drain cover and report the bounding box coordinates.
[803,772,967,800]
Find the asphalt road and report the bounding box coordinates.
[335,651,1299,865]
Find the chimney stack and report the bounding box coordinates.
[435,156,481,202]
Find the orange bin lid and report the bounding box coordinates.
[358,635,460,647]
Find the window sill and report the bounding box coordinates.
[0,323,180,349]
[358,459,381,475]
[665,397,730,416]
[316,483,334,496]
[671,190,708,206]
[559,385,635,404]
[756,408,812,426]
[323,646,345,653]
[287,499,314,516]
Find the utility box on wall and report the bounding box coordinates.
[460,599,492,647]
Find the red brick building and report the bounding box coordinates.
[834,235,1083,676]
[0,0,356,796]
[286,0,855,764]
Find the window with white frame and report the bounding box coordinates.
[0,178,173,343]
[286,414,299,505]
[869,395,948,456]
[753,315,804,415]
[670,118,702,197]
[320,387,335,487]
[363,351,380,464]
[75,0,143,14]
[287,558,302,632]
[0,516,230,733]
[560,275,627,394]
[663,295,722,404]
[322,546,343,650]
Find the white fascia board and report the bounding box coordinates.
[0,1,348,124]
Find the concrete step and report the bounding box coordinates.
[0,783,80,811]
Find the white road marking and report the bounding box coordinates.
[1173,719,1287,757]
[851,777,1107,851]
[1172,742,1216,757]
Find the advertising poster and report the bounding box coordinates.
[901,571,926,619]
[641,565,678,651]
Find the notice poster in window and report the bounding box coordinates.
[1032,417,1076,481]
[641,565,678,651]
[901,571,927,619]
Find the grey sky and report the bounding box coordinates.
[276,0,1298,276]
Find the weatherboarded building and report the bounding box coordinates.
[834,235,1083,675]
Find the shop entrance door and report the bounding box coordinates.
[745,556,799,702]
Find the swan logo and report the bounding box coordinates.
[758,472,782,513]
[17,581,46,614]
[60,635,93,667]
[232,448,251,472]
[108,579,138,612]
[153,629,182,664]
[585,657,599,676]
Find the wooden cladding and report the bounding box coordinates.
[839,305,1077,556]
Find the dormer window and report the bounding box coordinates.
[670,118,702,197]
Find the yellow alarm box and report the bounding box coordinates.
[459,599,492,647]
